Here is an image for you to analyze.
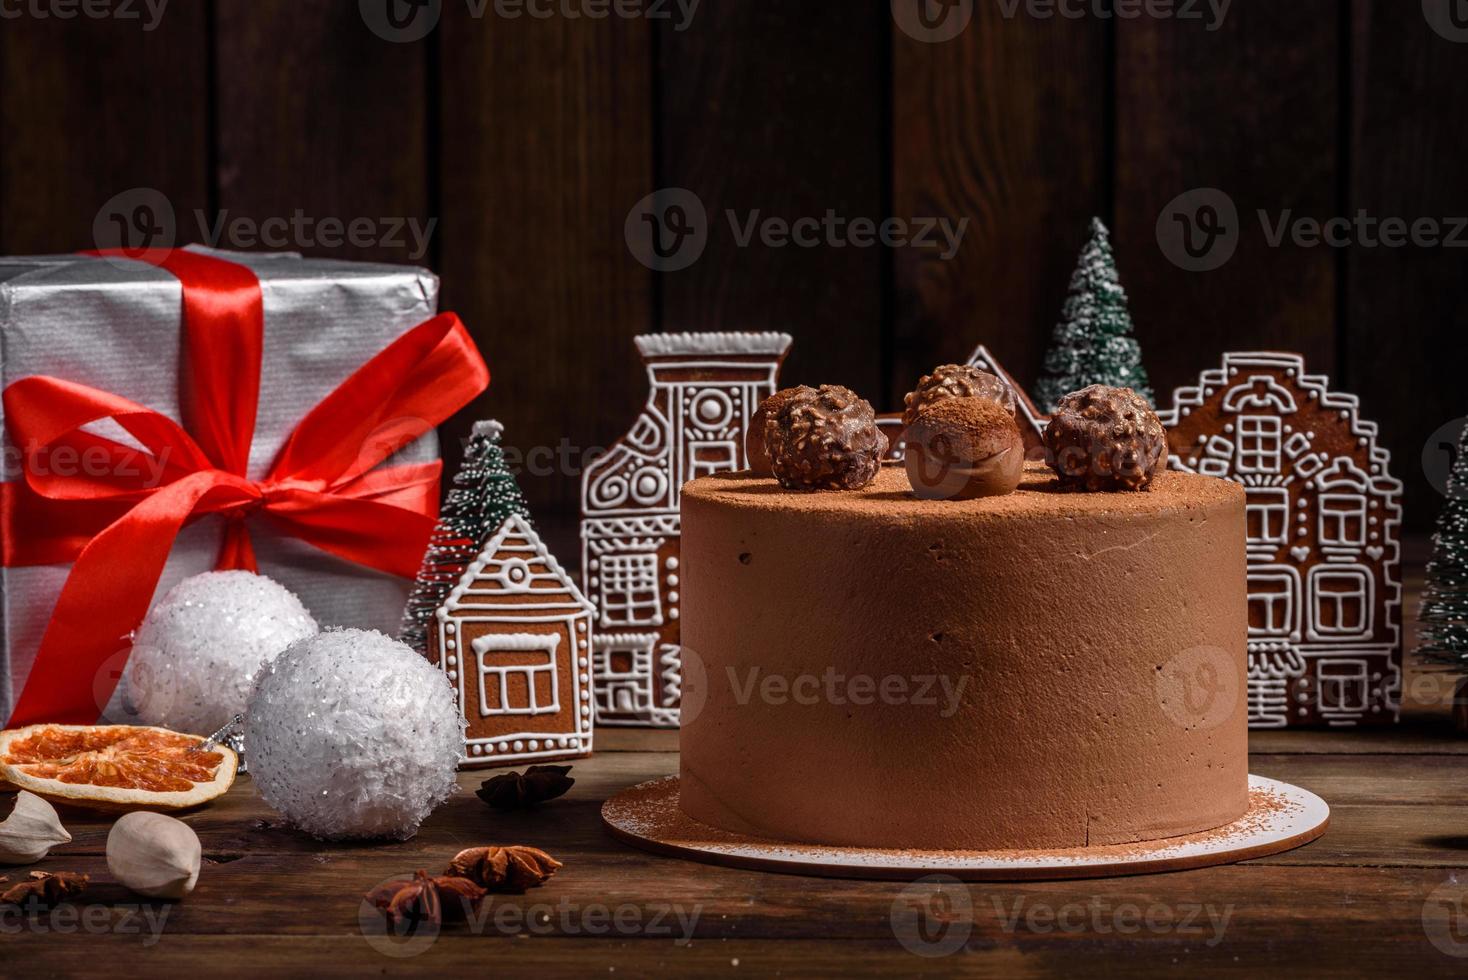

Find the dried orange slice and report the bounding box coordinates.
[0,724,236,812]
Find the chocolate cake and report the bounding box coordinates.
[678,462,1248,851]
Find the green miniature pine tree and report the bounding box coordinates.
[1419,421,1468,672]
[1033,218,1154,412]
[399,419,532,654]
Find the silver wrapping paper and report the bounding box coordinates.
[0,247,441,721]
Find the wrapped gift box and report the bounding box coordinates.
[0,248,451,723]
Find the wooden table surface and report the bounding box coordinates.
[7,558,1468,977]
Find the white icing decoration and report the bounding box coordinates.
[433,512,596,766]
[1158,352,1402,730]
[634,332,793,358]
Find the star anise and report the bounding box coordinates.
[447,845,562,892]
[476,765,575,810]
[0,871,89,908]
[365,870,487,928]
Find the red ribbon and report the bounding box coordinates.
[1,250,489,726]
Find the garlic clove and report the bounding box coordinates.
[0,790,72,865]
[106,811,202,900]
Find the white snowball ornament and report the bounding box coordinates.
[244,628,463,841]
[125,570,318,734]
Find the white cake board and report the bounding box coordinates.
[602,774,1328,881]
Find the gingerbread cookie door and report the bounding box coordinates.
[1159,352,1404,728]
[581,333,792,727]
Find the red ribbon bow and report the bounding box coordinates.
[1,250,489,726]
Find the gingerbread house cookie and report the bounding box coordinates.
[429,513,596,766]
[581,332,793,727]
[1159,351,1403,728]
[965,344,1049,453]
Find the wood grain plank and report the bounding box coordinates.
[0,5,208,253]
[7,858,1468,975]
[892,7,1108,403]
[1251,804,1468,868]
[1249,753,1468,806]
[35,744,1468,861]
[2,934,1459,979]
[1347,2,1468,533]
[212,0,431,264]
[1114,5,1340,404]
[1249,723,1468,756]
[657,1,887,400]
[437,10,653,559]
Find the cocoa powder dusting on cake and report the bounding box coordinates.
[903,364,1017,427]
[905,397,1026,500]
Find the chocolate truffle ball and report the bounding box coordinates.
[745,387,805,477]
[904,397,1025,500]
[766,384,888,492]
[903,364,1016,428]
[1043,384,1168,492]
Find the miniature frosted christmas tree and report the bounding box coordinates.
[1419,421,1468,674]
[400,419,532,654]
[1033,218,1154,412]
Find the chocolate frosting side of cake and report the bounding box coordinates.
[678,463,1248,851]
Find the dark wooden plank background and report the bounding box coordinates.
[1,1,1461,556]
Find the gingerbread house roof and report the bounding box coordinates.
[1158,351,1395,474]
[965,344,1049,446]
[439,514,594,620]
